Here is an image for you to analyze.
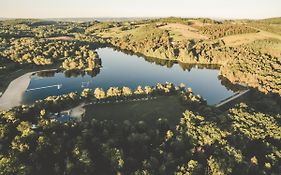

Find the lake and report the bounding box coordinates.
[22,47,235,105]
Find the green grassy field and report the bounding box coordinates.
[84,95,187,125]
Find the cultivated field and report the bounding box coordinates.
[159,23,208,41]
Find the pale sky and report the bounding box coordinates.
[0,0,280,19]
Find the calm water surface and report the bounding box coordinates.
[23,48,235,105]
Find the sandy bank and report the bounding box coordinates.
[0,72,32,111]
[0,69,57,111]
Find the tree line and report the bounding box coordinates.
[0,86,280,174]
[0,38,101,71]
[197,24,258,39]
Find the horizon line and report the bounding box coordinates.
[1,15,281,21]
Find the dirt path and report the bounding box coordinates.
[69,103,86,121]
[215,89,250,108]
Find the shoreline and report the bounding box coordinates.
[0,72,32,111]
[0,68,58,111]
[108,45,225,66]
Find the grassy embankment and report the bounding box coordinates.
[84,95,187,125]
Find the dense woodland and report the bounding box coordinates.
[0,17,280,174]
[221,45,281,94]
[0,38,101,71]
[0,83,280,175]
[197,24,258,39]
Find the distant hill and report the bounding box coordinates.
[45,18,96,22]
[45,17,154,23]
[0,17,155,23]
[1,17,281,23]
[258,17,281,24]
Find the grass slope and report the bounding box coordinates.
[84,95,186,125]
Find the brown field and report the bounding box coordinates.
[223,30,281,46]
[160,23,209,41]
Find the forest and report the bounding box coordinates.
[0,83,280,174]
[0,17,280,174]
[1,17,280,96]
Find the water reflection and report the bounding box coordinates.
[23,47,236,105]
[64,68,101,78]
[110,46,221,71]
[36,70,57,77]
